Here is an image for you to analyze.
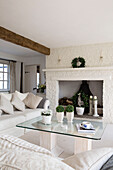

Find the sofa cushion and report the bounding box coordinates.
[15,90,29,101]
[0,109,3,116]
[0,136,73,170]
[0,95,14,115]
[14,108,44,120]
[0,114,25,131]
[0,148,73,170]
[23,93,42,109]
[63,148,113,170]
[12,93,25,111]
[0,93,12,101]
[0,135,52,156]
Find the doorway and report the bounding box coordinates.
[25,65,40,94]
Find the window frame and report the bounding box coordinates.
[0,63,10,92]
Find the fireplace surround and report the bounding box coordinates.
[44,67,113,123]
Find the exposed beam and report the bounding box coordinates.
[0,26,50,55]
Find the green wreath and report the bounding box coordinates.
[71,57,85,68]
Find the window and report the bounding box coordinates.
[0,63,10,91]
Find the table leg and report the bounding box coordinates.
[74,138,92,154]
[40,132,63,156]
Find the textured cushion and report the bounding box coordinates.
[23,93,42,109]
[0,135,52,156]
[0,95,14,115]
[15,90,29,101]
[63,148,113,170]
[12,93,25,111]
[0,149,73,170]
[0,136,73,170]
[0,93,12,101]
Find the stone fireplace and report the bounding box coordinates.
[44,67,113,123]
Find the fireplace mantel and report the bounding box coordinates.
[43,66,113,72]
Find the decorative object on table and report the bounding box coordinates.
[56,105,64,122]
[81,121,92,129]
[38,84,46,93]
[72,91,89,116]
[71,57,85,68]
[93,96,99,117]
[76,122,95,133]
[65,105,74,122]
[41,110,52,124]
[88,95,93,116]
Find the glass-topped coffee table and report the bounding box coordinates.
[16,117,106,156]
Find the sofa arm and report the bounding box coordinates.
[37,98,50,110]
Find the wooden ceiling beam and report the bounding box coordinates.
[0,26,50,55]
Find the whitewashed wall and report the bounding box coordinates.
[46,43,113,68]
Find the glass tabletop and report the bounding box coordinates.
[16,116,106,140]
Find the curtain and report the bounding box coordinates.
[15,61,21,92]
[10,61,16,93]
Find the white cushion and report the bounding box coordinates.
[12,93,25,111]
[0,135,73,170]
[63,148,113,170]
[23,93,42,109]
[0,135,52,156]
[15,90,29,101]
[0,114,25,131]
[0,93,12,101]
[0,95,14,115]
[0,109,3,116]
[0,148,73,170]
[14,108,44,120]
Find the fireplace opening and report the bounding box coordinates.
[59,80,103,118]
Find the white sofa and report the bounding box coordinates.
[0,92,50,137]
[0,135,113,170]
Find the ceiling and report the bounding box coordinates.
[0,39,44,57]
[0,0,113,48]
